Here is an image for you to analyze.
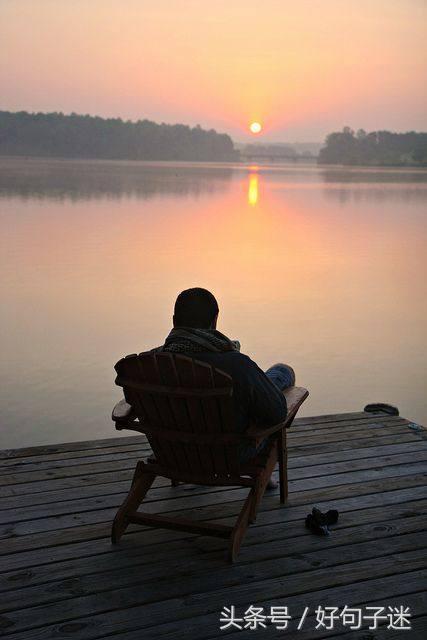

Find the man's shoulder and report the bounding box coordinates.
[124,348,260,382]
[186,350,261,382]
[191,350,253,364]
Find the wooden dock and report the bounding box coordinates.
[0,409,426,639]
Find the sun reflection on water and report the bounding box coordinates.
[247,173,259,206]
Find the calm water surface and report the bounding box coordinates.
[1,157,426,448]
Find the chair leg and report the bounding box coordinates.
[278,429,288,503]
[228,488,255,563]
[248,438,281,523]
[131,460,145,485]
[249,478,264,523]
[111,463,156,544]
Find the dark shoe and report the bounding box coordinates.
[305,513,330,536]
[312,507,339,526]
[305,507,339,536]
[325,509,339,525]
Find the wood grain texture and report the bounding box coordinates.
[0,407,425,639]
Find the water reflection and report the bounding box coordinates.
[0,158,426,448]
[319,167,427,203]
[322,185,427,203]
[320,167,427,183]
[247,173,259,206]
[0,157,234,201]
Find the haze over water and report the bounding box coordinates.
[0,157,426,448]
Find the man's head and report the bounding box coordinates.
[173,288,219,330]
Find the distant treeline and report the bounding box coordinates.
[0,111,238,162]
[239,143,317,160]
[318,127,427,166]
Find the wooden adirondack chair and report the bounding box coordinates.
[111,351,308,562]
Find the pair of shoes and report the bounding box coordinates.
[305,507,339,536]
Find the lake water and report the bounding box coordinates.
[1,157,426,449]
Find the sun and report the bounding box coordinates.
[249,122,262,134]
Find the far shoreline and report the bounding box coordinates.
[1,154,427,172]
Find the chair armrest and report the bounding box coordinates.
[246,421,286,440]
[246,386,309,440]
[282,386,310,419]
[112,399,138,430]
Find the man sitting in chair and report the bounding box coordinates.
[154,287,296,488]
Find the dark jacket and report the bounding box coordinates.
[184,350,288,432]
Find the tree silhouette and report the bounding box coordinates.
[318,127,427,166]
[0,111,238,162]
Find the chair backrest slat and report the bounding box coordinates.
[197,361,232,477]
[115,351,239,480]
[122,354,173,469]
[174,355,209,474]
[192,359,224,476]
[156,353,193,474]
[212,367,241,477]
[139,354,182,471]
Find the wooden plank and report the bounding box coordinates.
[288,417,409,438]
[322,614,427,640]
[184,592,427,640]
[0,414,345,460]
[0,424,422,488]
[286,424,414,446]
[0,416,418,480]
[290,432,424,455]
[0,416,411,477]
[0,410,417,462]
[0,443,147,471]
[0,473,425,560]
[134,354,178,469]
[0,410,423,640]
[134,473,427,542]
[195,360,229,477]
[84,590,426,640]
[294,410,394,425]
[128,512,232,538]
[0,435,142,460]
[0,449,148,475]
[1,473,425,548]
[1,563,424,639]
[0,486,424,579]
[1,440,424,500]
[156,353,192,474]
[1,527,425,625]
[0,459,139,487]
[0,451,427,523]
[289,414,409,433]
[1,449,426,515]
[0,515,425,616]
[0,415,416,468]
[1,497,424,594]
[1,460,426,530]
[0,412,399,469]
[289,439,426,466]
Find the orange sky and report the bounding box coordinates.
[1,0,426,141]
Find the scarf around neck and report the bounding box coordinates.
[162,327,238,353]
